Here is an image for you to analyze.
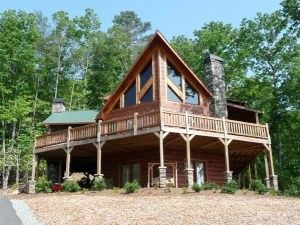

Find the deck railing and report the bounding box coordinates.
[35,110,268,148]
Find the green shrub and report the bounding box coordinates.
[62,180,81,192]
[221,180,238,194]
[202,182,219,190]
[35,177,52,193]
[92,178,107,191]
[284,177,300,197]
[192,183,202,192]
[249,179,268,195]
[124,180,140,194]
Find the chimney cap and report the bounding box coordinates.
[53,98,65,104]
[205,54,224,63]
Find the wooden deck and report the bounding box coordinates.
[35,110,270,152]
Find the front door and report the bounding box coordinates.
[195,162,205,185]
[121,163,140,187]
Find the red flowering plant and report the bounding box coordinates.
[51,183,63,192]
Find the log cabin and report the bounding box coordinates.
[29,31,278,192]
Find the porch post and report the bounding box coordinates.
[224,139,233,182]
[58,159,63,183]
[267,146,278,190]
[264,153,270,188]
[94,141,105,179]
[185,134,194,188]
[65,148,71,179]
[254,160,258,180]
[158,131,167,188]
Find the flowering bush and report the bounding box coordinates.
[51,183,63,192]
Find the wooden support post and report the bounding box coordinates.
[36,157,40,180]
[158,131,166,188]
[67,126,71,148]
[133,112,138,135]
[264,152,270,188]
[58,159,63,183]
[93,142,105,178]
[97,120,102,143]
[64,147,73,179]
[219,137,233,183]
[254,160,258,179]
[248,164,252,181]
[65,149,71,179]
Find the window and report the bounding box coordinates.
[140,62,152,88]
[124,82,136,107]
[195,162,205,185]
[167,62,182,90]
[185,80,199,105]
[140,85,153,103]
[167,85,182,102]
[121,163,140,186]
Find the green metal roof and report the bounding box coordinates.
[42,110,98,125]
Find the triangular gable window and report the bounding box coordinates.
[167,85,182,102]
[167,62,182,90]
[186,80,199,105]
[140,85,153,103]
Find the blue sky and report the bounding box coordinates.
[0,0,282,39]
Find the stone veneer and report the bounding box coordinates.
[204,54,228,118]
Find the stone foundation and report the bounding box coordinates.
[269,175,278,191]
[224,171,233,183]
[185,168,194,188]
[158,166,167,188]
[265,177,270,189]
[28,181,36,194]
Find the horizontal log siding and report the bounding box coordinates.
[164,147,225,187]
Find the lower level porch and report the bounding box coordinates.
[32,132,278,190]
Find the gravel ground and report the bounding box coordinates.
[11,199,42,225]
[12,189,300,225]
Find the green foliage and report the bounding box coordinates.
[92,178,107,191]
[249,179,268,194]
[192,183,202,192]
[124,180,140,194]
[221,181,238,194]
[284,177,300,197]
[201,182,220,190]
[62,180,81,192]
[182,187,188,194]
[35,177,52,193]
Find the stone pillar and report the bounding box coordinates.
[159,130,166,188]
[158,166,167,188]
[186,168,194,188]
[224,171,233,183]
[95,142,105,178]
[204,54,227,118]
[269,175,278,191]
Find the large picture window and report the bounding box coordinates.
[124,82,136,107]
[140,62,152,88]
[167,62,182,90]
[185,80,199,105]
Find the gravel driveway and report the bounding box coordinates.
[15,189,300,225]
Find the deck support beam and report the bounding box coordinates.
[154,131,169,188]
[219,138,233,183]
[93,141,106,178]
[180,133,195,188]
[264,153,270,188]
[263,143,278,190]
[64,147,74,179]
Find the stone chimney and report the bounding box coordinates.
[204,54,228,118]
[52,98,66,113]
